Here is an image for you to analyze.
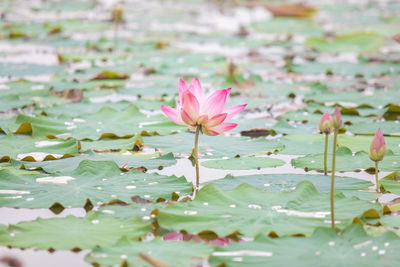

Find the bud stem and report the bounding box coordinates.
[330,128,338,229]
[375,161,380,193]
[194,125,201,190]
[324,133,329,176]
[114,22,119,51]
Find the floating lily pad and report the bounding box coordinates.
[10,106,188,140]
[380,171,400,195]
[0,160,191,209]
[80,136,143,151]
[251,18,323,36]
[143,133,283,158]
[292,147,400,172]
[304,89,400,109]
[347,121,400,136]
[276,130,400,156]
[306,32,384,53]
[201,156,285,170]
[292,62,400,78]
[281,109,372,126]
[271,120,317,135]
[338,135,400,154]
[98,201,166,219]
[157,181,381,237]
[367,214,400,236]
[211,224,400,267]
[14,150,177,173]
[205,173,376,200]
[8,105,186,139]
[0,95,35,112]
[0,63,64,79]
[0,212,150,250]
[277,134,333,155]
[0,135,79,161]
[86,237,212,267]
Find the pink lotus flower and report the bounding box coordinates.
[161,77,246,136]
[319,111,333,134]
[332,106,342,129]
[369,128,386,162]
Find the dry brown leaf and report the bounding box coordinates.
[90,70,129,80]
[241,128,271,138]
[266,4,316,18]
[50,89,83,103]
[393,33,400,43]
[0,256,23,267]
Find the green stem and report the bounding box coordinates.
[114,22,118,51]
[324,133,329,176]
[194,125,201,189]
[330,129,338,230]
[375,161,379,193]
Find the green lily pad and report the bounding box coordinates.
[35,101,133,117]
[211,224,400,267]
[0,160,191,209]
[0,135,79,161]
[0,212,150,250]
[0,81,51,98]
[380,171,400,195]
[292,147,400,172]
[306,32,384,53]
[80,136,143,151]
[0,95,35,112]
[205,173,376,200]
[368,215,400,237]
[304,88,400,109]
[338,135,400,154]
[157,181,381,237]
[251,18,323,36]
[348,121,400,136]
[14,150,177,173]
[275,128,399,156]
[86,237,213,267]
[0,63,64,78]
[277,134,333,155]
[281,109,372,126]
[8,105,186,140]
[201,156,285,170]
[292,62,400,78]
[271,120,317,135]
[143,133,283,158]
[98,201,166,219]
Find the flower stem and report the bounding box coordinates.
[324,133,329,176]
[114,22,118,50]
[139,252,170,267]
[330,128,338,230]
[194,125,201,190]
[375,161,380,193]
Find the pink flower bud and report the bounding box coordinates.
[369,128,386,162]
[319,111,333,134]
[332,106,342,129]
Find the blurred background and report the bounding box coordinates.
[0,0,399,131]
